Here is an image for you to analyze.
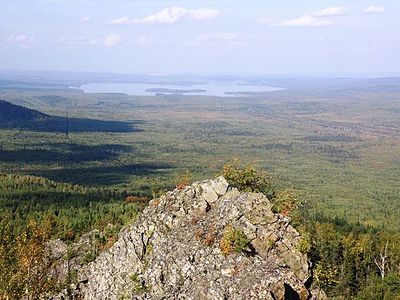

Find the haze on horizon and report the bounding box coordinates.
[1,0,399,76]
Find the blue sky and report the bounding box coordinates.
[0,0,398,76]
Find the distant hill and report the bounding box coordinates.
[0,99,140,133]
[0,99,48,123]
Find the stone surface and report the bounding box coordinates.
[52,176,322,300]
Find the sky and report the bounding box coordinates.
[0,0,399,76]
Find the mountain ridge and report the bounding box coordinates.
[0,99,138,133]
[0,99,48,123]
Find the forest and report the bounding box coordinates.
[0,76,399,299]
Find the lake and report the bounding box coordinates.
[78,80,283,97]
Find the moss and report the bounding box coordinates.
[265,239,276,251]
[66,245,77,260]
[67,270,78,285]
[81,251,96,265]
[145,242,153,256]
[130,272,150,295]
[118,291,129,300]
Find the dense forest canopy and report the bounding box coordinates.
[0,76,399,298]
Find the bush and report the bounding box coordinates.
[175,170,191,190]
[297,230,312,254]
[272,190,300,216]
[219,224,250,255]
[222,159,273,196]
[125,195,149,204]
[355,273,400,300]
[314,262,339,289]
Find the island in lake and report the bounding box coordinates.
[145,88,207,94]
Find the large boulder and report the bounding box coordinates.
[54,177,320,300]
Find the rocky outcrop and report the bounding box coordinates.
[54,177,323,300]
[47,227,113,287]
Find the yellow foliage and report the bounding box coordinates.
[314,263,339,288]
[219,224,250,256]
[0,215,57,299]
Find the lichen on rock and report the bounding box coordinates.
[52,176,324,300]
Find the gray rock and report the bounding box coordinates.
[52,177,324,300]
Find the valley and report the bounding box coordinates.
[1,77,399,230]
[1,76,400,298]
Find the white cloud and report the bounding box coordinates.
[313,7,345,17]
[193,32,269,46]
[109,7,219,25]
[259,7,344,28]
[80,16,91,22]
[60,35,124,47]
[189,8,220,20]
[59,36,100,46]
[60,35,122,47]
[195,32,240,43]
[276,15,334,27]
[6,35,36,43]
[103,34,122,47]
[365,6,385,14]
